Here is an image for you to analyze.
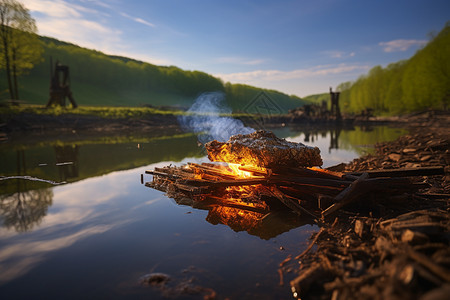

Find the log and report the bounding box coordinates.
[272,166,344,180]
[183,178,268,187]
[269,186,320,219]
[270,175,351,188]
[321,172,369,217]
[345,166,445,178]
[146,170,182,179]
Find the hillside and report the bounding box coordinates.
[302,93,329,105]
[337,22,450,115]
[0,36,306,113]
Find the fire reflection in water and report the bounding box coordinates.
[205,205,309,240]
[170,192,310,240]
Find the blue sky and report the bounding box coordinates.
[22,0,449,97]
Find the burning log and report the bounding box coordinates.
[205,130,323,168]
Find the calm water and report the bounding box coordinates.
[0,125,406,299]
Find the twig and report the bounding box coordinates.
[295,227,326,260]
[321,172,370,217]
[269,186,320,219]
[345,166,445,178]
[0,175,66,185]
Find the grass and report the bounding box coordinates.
[0,104,186,119]
[0,104,266,120]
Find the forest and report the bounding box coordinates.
[1,23,448,116]
[336,23,449,115]
[0,36,306,113]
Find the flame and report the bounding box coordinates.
[227,163,253,178]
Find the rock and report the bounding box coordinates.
[139,273,171,287]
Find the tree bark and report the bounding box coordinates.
[1,24,16,100]
[12,45,19,102]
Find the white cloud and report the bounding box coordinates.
[80,0,112,10]
[216,56,266,66]
[120,12,155,28]
[322,50,356,59]
[379,39,427,52]
[22,0,121,47]
[20,0,171,66]
[22,0,97,18]
[215,63,370,83]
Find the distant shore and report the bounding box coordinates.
[1,107,448,140]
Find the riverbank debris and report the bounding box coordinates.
[144,130,445,224]
[286,124,450,300]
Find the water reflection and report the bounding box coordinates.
[0,126,407,234]
[0,127,410,298]
[206,207,309,240]
[0,133,201,194]
[297,126,342,154]
[54,145,79,181]
[329,127,341,153]
[0,188,53,232]
[172,197,311,240]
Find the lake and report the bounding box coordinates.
[0,124,406,299]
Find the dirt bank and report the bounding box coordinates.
[1,112,180,133]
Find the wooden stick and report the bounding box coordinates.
[183,177,268,187]
[406,247,450,282]
[269,186,320,219]
[145,170,182,179]
[322,172,370,217]
[345,166,445,178]
[295,227,326,260]
[270,175,351,188]
[272,166,344,180]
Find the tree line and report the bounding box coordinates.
[0,0,305,113]
[337,23,449,115]
[1,0,448,115]
[0,0,42,103]
[1,33,305,112]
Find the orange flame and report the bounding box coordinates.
[227,163,253,178]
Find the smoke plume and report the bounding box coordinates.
[178,92,255,144]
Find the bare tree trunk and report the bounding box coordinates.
[1,25,16,101]
[12,46,19,103]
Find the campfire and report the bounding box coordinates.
[144,130,444,221]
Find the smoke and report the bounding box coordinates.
[178,92,255,144]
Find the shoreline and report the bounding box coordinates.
[2,109,448,138]
[285,113,450,300]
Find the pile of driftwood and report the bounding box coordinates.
[145,162,444,222]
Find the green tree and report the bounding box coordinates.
[0,0,42,103]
